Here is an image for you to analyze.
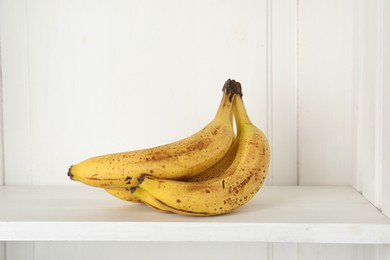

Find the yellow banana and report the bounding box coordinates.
[68,79,241,193]
[131,187,184,214]
[131,186,214,216]
[130,138,239,209]
[106,136,239,203]
[130,138,239,210]
[134,91,270,216]
[104,188,141,202]
[182,138,239,182]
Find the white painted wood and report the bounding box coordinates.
[270,243,388,260]
[351,0,362,193]
[0,186,388,243]
[266,0,298,185]
[6,242,387,260]
[297,244,382,260]
[10,242,266,260]
[0,242,5,260]
[271,243,298,260]
[0,0,32,185]
[382,0,390,219]
[0,0,267,185]
[0,39,3,188]
[298,0,355,185]
[383,245,390,260]
[6,242,33,260]
[353,0,384,209]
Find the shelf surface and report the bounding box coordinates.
[0,185,389,243]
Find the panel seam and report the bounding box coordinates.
[267,243,273,260]
[296,0,300,186]
[24,0,33,185]
[3,241,6,260]
[0,32,4,186]
[266,0,273,186]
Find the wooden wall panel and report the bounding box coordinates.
[0,34,3,186]
[298,0,355,185]
[381,0,390,218]
[0,0,32,185]
[383,245,390,260]
[297,244,382,260]
[0,243,5,260]
[6,242,268,260]
[5,242,33,260]
[0,103,3,186]
[353,0,385,209]
[267,0,298,185]
[271,243,298,260]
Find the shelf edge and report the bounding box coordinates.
[1,222,390,244]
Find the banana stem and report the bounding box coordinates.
[233,96,252,132]
[215,79,243,119]
[222,79,243,102]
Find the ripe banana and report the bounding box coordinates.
[130,187,180,214]
[129,139,240,212]
[105,136,239,203]
[68,79,241,195]
[105,188,141,202]
[132,92,270,216]
[182,138,239,182]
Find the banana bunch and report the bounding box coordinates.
[68,79,270,216]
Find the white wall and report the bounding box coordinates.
[1,0,268,185]
[0,0,358,187]
[0,0,389,259]
[297,0,354,185]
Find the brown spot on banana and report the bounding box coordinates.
[125,176,132,184]
[212,126,221,136]
[185,139,210,153]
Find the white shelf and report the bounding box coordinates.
[0,185,389,244]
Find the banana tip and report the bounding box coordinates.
[67,166,74,179]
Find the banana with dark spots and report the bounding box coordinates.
[104,188,142,203]
[68,80,241,202]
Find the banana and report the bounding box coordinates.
[133,91,270,216]
[130,138,239,210]
[129,139,239,211]
[105,133,239,203]
[68,79,241,194]
[104,188,141,202]
[182,138,239,182]
[131,186,212,216]
[130,187,180,214]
